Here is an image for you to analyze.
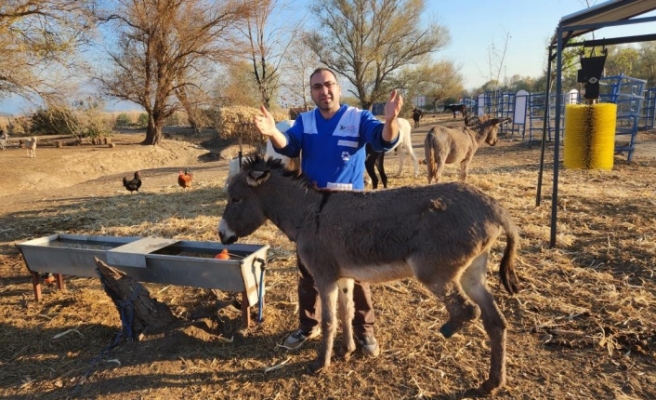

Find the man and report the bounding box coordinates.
[254,67,402,356]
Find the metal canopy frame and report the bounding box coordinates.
[536,0,656,247]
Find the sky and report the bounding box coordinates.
[429,0,656,90]
[1,0,656,115]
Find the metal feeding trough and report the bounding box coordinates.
[16,233,269,327]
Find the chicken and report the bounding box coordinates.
[178,168,193,189]
[123,171,142,194]
[43,273,56,284]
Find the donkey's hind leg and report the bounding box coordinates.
[412,259,479,338]
[395,144,406,177]
[460,252,509,394]
[336,278,356,358]
[308,279,340,374]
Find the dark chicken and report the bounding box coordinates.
[123,171,142,194]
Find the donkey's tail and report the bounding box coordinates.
[424,129,437,183]
[499,212,520,295]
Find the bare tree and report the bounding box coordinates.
[0,1,95,107]
[476,31,511,92]
[95,0,249,145]
[407,60,463,111]
[279,33,316,109]
[305,0,449,110]
[239,0,303,109]
[213,61,262,108]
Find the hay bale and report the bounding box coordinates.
[217,144,260,161]
[214,106,288,146]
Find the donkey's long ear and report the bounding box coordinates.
[246,170,271,187]
[491,117,512,126]
[246,171,271,187]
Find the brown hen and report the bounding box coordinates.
[178,168,193,189]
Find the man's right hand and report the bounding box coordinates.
[253,105,288,149]
[254,105,277,137]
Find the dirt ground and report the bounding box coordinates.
[0,118,655,399]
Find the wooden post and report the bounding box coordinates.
[55,273,65,291]
[31,271,42,301]
[241,291,251,328]
[94,257,177,339]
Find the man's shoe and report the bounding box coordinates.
[279,328,320,350]
[358,334,380,357]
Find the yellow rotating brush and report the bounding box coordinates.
[563,103,617,170]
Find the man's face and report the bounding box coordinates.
[310,70,340,112]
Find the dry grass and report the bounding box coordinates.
[0,117,655,399]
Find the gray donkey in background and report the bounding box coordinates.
[219,156,520,396]
[424,115,512,183]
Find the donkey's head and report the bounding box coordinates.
[218,156,282,245]
[475,116,512,146]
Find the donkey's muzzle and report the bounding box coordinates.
[219,231,238,245]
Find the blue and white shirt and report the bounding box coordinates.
[275,105,398,190]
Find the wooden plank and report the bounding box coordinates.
[106,237,178,268]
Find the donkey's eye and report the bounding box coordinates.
[232,197,241,204]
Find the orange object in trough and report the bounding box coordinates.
[215,249,230,260]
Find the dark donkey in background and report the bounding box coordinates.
[219,156,520,396]
[444,103,468,119]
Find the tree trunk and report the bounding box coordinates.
[142,114,163,145]
[94,257,176,340]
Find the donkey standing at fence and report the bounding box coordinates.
[444,104,468,119]
[424,115,511,184]
[412,108,423,128]
[219,156,520,395]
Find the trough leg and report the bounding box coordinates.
[55,273,65,291]
[31,271,42,301]
[241,291,251,328]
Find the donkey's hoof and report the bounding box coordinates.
[439,320,463,338]
[306,360,327,375]
[335,345,355,360]
[462,387,487,398]
[477,377,504,396]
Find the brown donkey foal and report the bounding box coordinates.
[219,156,520,395]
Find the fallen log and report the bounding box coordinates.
[94,257,177,340]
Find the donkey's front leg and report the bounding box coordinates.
[336,278,356,358]
[307,280,339,374]
[459,156,472,182]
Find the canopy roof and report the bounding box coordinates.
[551,0,656,46]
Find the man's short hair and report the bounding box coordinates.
[310,67,338,83]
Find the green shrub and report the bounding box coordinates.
[30,107,79,136]
[137,113,148,128]
[165,112,181,126]
[115,113,131,127]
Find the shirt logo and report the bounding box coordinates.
[339,124,357,135]
[341,151,351,161]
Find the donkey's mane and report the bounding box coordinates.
[242,155,314,189]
